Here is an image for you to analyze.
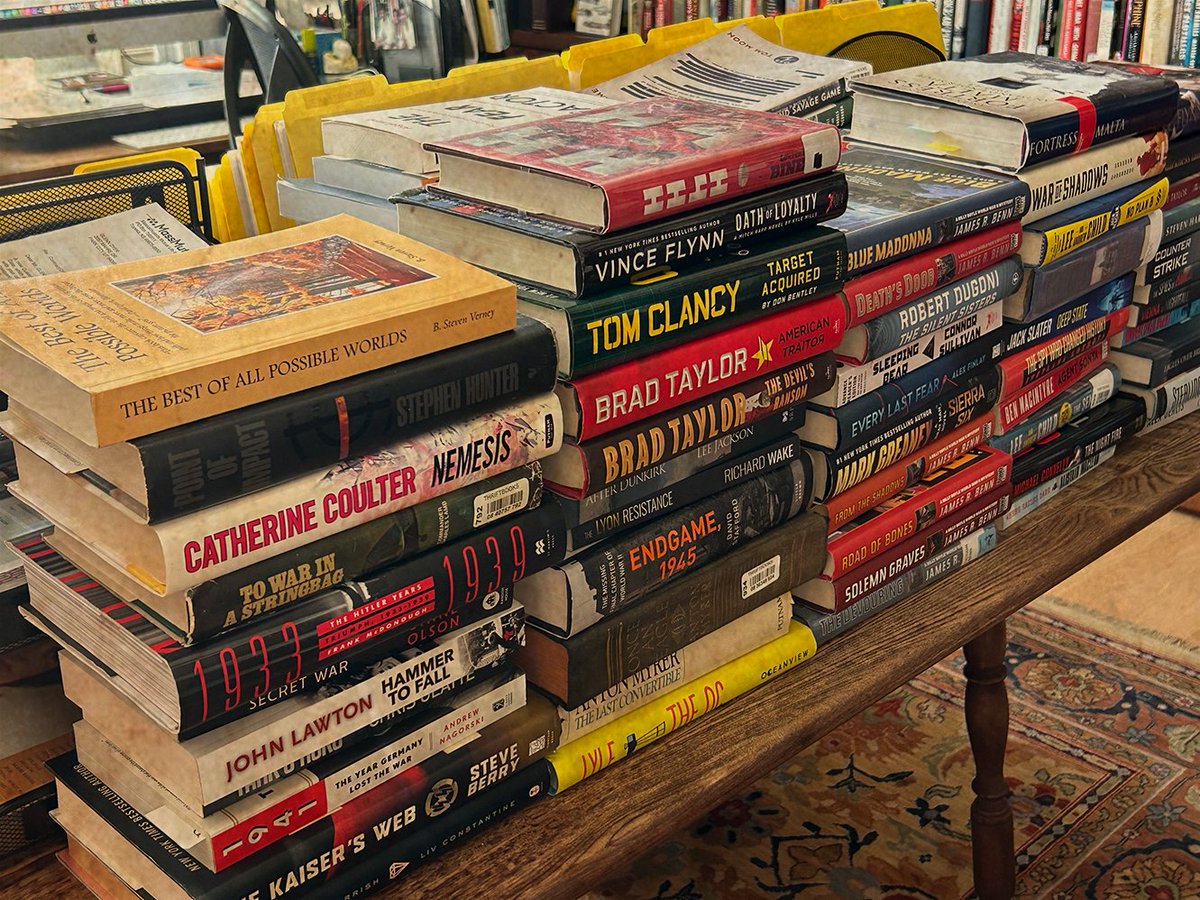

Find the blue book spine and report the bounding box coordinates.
[998,274,1133,357]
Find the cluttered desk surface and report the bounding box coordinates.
[0,58,254,184]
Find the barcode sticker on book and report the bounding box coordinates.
[741,555,781,599]
[474,479,530,527]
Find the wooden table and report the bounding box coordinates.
[2,412,1198,900]
[0,135,229,186]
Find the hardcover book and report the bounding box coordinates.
[822,416,997,529]
[799,339,1004,451]
[1009,395,1145,494]
[840,257,1023,365]
[17,504,564,736]
[51,752,550,900]
[547,621,818,793]
[1095,60,1200,138]
[517,510,826,705]
[427,98,842,232]
[585,26,872,116]
[546,355,834,497]
[321,88,611,176]
[559,431,809,546]
[0,316,557,523]
[26,462,542,646]
[849,52,1179,171]
[517,227,847,377]
[1001,448,1114,530]
[821,446,1011,581]
[1113,298,1200,347]
[1017,132,1168,225]
[994,342,1111,432]
[1108,315,1200,384]
[311,155,428,200]
[8,393,562,596]
[558,295,845,442]
[794,526,998,639]
[798,490,1007,611]
[1019,176,1168,266]
[74,680,556,870]
[840,222,1023,328]
[556,593,791,744]
[1121,364,1200,431]
[55,608,526,813]
[1004,214,1160,321]
[0,216,515,446]
[821,306,1006,409]
[394,174,850,297]
[990,362,1120,455]
[999,274,1133,355]
[519,458,812,637]
[835,146,1028,276]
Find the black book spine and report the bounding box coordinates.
[137,317,557,522]
[564,354,835,495]
[1010,398,1145,494]
[189,462,544,641]
[821,339,1002,449]
[539,228,847,377]
[1021,221,1151,322]
[550,511,827,707]
[1162,330,1200,381]
[51,753,550,900]
[842,184,1028,276]
[820,388,997,500]
[1022,70,1177,168]
[999,276,1133,357]
[564,432,809,546]
[560,458,812,623]
[579,174,849,294]
[1149,232,1200,283]
[171,507,567,734]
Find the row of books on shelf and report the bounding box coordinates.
[1,50,1199,899]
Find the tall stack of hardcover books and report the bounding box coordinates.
[842,52,1179,537]
[1113,70,1200,436]
[0,216,577,895]
[394,96,853,791]
[790,145,1023,641]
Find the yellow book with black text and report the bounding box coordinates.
[547,620,818,793]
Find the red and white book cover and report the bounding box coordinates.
[840,221,1023,332]
[995,342,1110,432]
[558,294,846,442]
[427,98,842,233]
[808,485,1010,612]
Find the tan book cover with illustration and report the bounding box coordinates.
[0,215,514,446]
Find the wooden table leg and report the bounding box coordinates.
[963,619,1015,900]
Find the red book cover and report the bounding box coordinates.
[839,222,1023,332]
[560,294,847,441]
[823,415,997,531]
[818,486,1010,611]
[826,445,1012,580]
[997,309,1127,397]
[1009,0,1025,50]
[1166,173,1200,209]
[995,342,1109,432]
[429,99,842,233]
[1082,0,1103,58]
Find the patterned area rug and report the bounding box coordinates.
[592,597,1200,900]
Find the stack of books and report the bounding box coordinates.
[0,216,575,894]
[790,144,1025,637]
[843,53,1179,536]
[1113,70,1200,439]
[279,88,613,230]
[394,96,850,791]
[0,204,215,863]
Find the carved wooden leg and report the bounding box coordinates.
[963,619,1015,900]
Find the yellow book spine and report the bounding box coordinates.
[1040,177,1169,265]
[547,621,818,794]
